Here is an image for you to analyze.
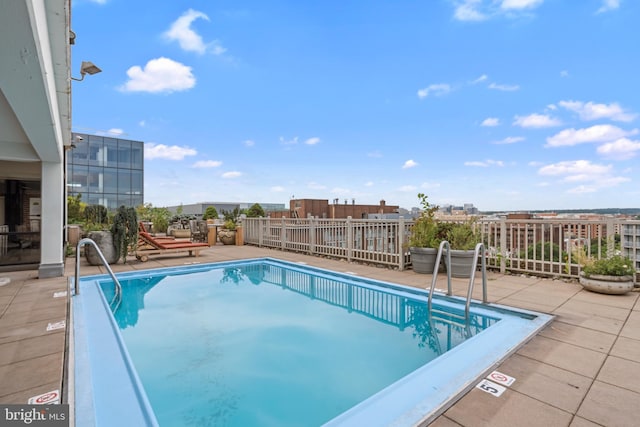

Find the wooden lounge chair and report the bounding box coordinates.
[135,231,210,262]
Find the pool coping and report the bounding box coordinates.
[72,257,554,426]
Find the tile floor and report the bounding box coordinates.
[1,245,638,426]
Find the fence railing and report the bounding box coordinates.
[243,217,640,279]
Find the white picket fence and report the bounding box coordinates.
[243,217,640,279]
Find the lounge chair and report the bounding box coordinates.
[135,231,210,262]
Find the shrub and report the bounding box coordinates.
[582,255,635,277]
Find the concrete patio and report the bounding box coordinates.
[1,245,639,426]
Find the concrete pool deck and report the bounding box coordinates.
[1,245,639,426]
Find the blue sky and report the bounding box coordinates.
[70,0,639,212]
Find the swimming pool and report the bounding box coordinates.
[72,258,553,426]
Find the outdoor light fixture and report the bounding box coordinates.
[71,61,102,81]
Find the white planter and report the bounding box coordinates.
[579,273,634,295]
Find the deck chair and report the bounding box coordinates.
[136,231,210,262]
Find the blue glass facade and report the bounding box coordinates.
[67,133,144,209]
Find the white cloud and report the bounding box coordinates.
[280,136,298,145]
[271,186,285,192]
[488,82,520,91]
[471,74,488,84]
[451,0,544,21]
[597,138,640,160]
[464,159,504,167]
[364,181,374,187]
[453,0,487,21]
[244,140,255,147]
[145,143,197,160]
[537,160,629,193]
[558,100,637,122]
[546,124,638,147]
[399,185,418,192]
[560,70,569,78]
[222,171,242,179]
[305,137,321,145]
[138,121,146,127]
[402,159,418,169]
[120,57,195,94]
[538,160,609,177]
[493,136,524,145]
[107,128,124,135]
[513,113,562,128]
[192,160,222,168]
[163,9,225,55]
[367,150,383,158]
[500,0,544,10]
[597,0,620,14]
[481,117,500,127]
[417,84,451,99]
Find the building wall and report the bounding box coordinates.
[67,133,144,209]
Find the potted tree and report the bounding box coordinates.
[83,204,119,265]
[445,218,480,278]
[218,208,240,245]
[408,193,441,274]
[111,205,138,264]
[579,255,635,295]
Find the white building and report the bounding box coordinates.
[0,1,71,277]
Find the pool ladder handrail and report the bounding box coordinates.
[74,237,123,311]
[428,241,488,318]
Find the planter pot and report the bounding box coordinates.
[85,231,118,265]
[410,247,438,274]
[579,273,634,295]
[172,229,191,239]
[447,249,476,278]
[218,229,236,245]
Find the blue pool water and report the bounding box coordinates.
[73,258,553,427]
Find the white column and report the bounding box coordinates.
[39,160,64,278]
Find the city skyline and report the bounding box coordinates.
[71,1,639,211]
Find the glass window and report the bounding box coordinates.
[87,166,103,193]
[131,196,143,208]
[104,168,118,194]
[70,141,89,165]
[118,170,131,194]
[69,165,88,193]
[118,140,132,169]
[118,195,132,208]
[131,170,143,195]
[104,138,119,168]
[88,135,104,167]
[131,141,143,170]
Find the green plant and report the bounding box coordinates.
[111,205,138,264]
[202,206,219,221]
[67,194,86,223]
[84,205,109,229]
[446,219,480,250]
[408,193,440,248]
[136,203,171,233]
[581,255,635,277]
[246,203,265,218]
[221,208,241,229]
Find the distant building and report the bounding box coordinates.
[167,202,286,218]
[67,133,144,209]
[269,199,399,219]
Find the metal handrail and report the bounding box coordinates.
[465,242,488,316]
[428,240,489,318]
[428,240,452,313]
[74,238,122,311]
